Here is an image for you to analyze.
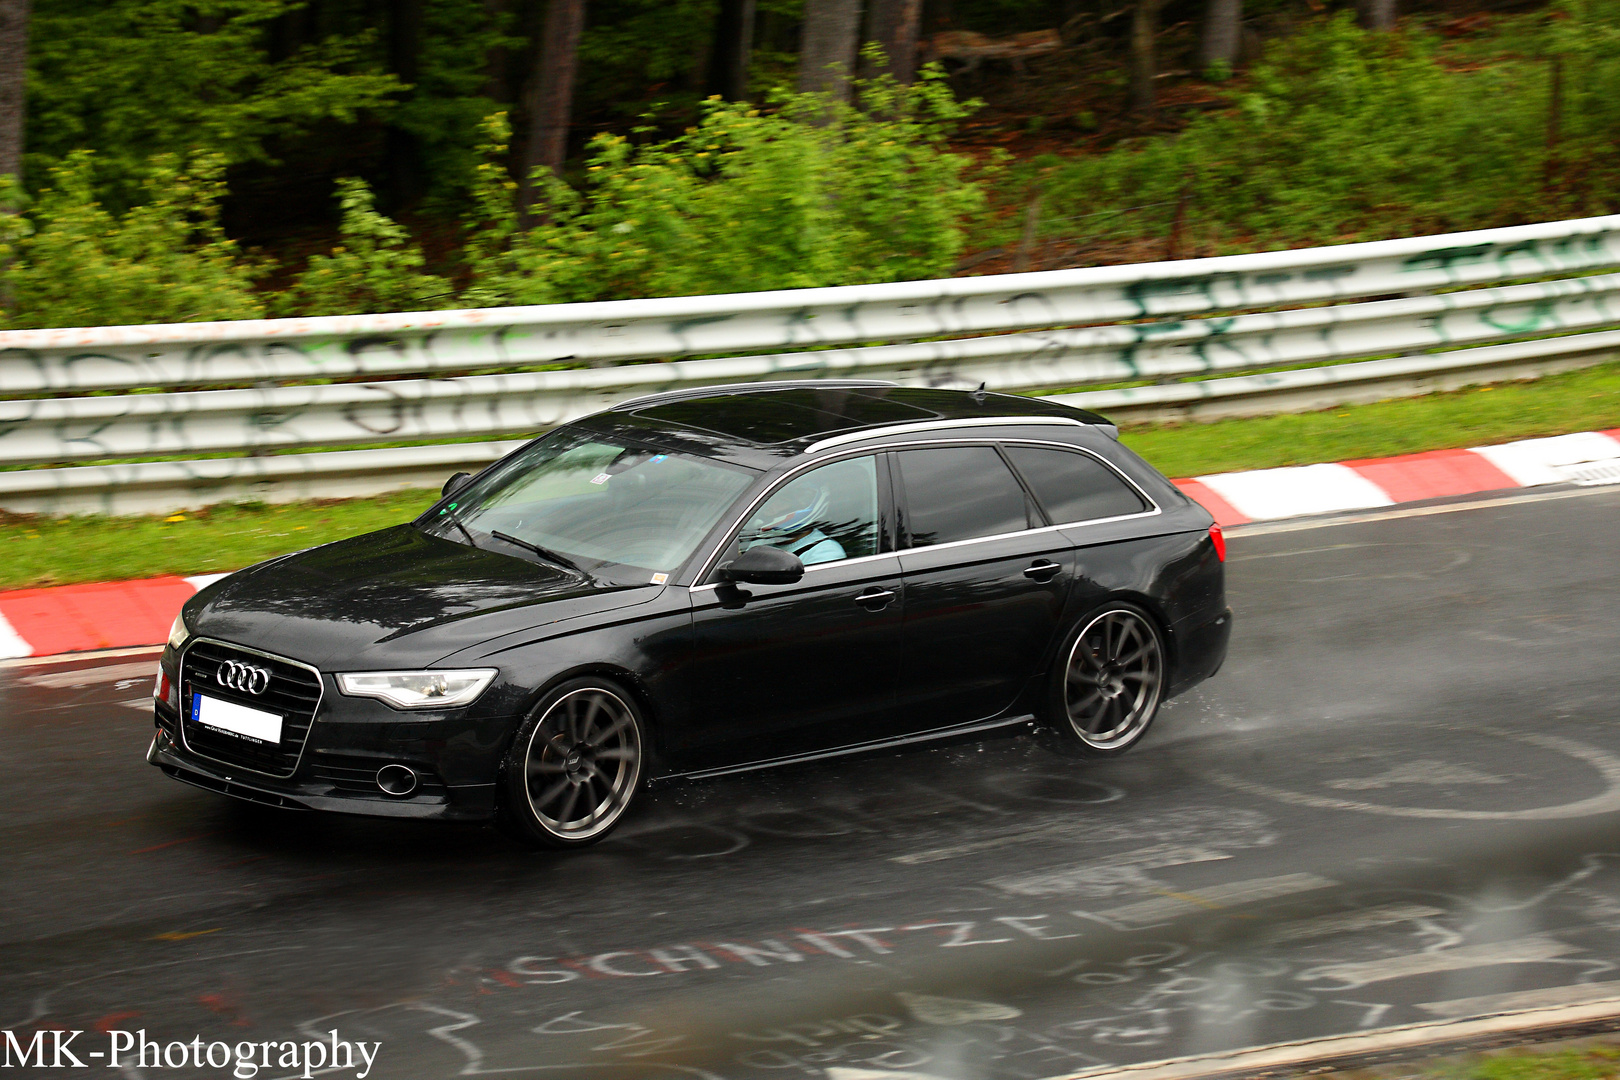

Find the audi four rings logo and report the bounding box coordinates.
[217,660,272,695]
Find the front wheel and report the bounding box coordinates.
[497,677,647,849]
[1044,604,1165,757]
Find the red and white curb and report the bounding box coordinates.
[1,429,1616,661]
[1175,428,1620,526]
[0,573,227,661]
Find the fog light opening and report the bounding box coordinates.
[376,764,420,797]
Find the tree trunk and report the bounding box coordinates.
[0,0,32,181]
[385,0,425,209]
[1199,0,1241,72]
[1355,0,1395,31]
[1130,0,1161,115]
[859,0,922,84]
[798,0,863,102]
[706,0,756,101]
[521,0,586,201]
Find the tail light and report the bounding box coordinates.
[1209,523,1226,562]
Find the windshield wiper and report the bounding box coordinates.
[439,505,480,549]
[492,531,590,579]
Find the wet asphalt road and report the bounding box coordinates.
[3,486,1620,1080]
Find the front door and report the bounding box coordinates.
[893,444,1075,732]
[679,454,903,767]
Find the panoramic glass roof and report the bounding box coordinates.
[631,387,939,445]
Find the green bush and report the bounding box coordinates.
[463,65,989,305]
[1,152,263,329]
[278,178,455,316]
[1042,9,1620,250]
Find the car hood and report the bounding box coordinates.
[188,525,665,668]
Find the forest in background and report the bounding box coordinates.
[0,0,1616,328]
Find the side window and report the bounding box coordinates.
[898,446,1033,547]
[737,456,880,566]
[1004,445,1148,523]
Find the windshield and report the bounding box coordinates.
[418,429,755,580]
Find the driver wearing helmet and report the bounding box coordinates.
[744,480,846,565]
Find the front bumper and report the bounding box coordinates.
[148,712,499,822]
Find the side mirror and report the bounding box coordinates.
[719,546,804,586]
[442,471,473,498]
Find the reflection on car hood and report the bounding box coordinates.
[191,525,661,668]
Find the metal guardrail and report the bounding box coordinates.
[2,214,1618,514]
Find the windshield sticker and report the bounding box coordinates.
[590,473,612,485]
[650,573,668,585]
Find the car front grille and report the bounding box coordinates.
[179,640,323,777]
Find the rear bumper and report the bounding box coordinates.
[147,727,498,821]
[1168,607,1232,697]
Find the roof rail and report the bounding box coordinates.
[803,415,1091,454]
[612,379,899,412]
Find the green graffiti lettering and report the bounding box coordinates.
[1402,244,1494,273]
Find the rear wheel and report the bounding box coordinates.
[1045,604,1165,757]
[498,678,646,849]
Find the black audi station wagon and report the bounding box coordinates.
[150,382,1231,848]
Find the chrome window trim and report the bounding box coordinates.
[691,446,893,586]
[691,435,1162,586]
[895,513,1158,560]
[803,416,1089,455]
[889,438,1161,553]
[177,637,325,780]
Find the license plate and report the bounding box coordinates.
[191,693,282,744]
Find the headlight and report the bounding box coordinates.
[167,612,192,651]
[336,669,498,710]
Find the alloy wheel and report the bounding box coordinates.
[521,686,643,842]
[1063,608,1164,751]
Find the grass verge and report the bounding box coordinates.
[0,491,438,591]
[1322,1037,1620,1080]
[0,362,1615,591]
[1118,360,1620,479]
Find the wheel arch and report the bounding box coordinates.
[501,662,668,779]
[1042,589,1178,682]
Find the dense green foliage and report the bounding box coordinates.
[5,2,1620,330]
[0,71,986,326]
[277,178,453,315]
[27,0,403,204]
[4,153,263,328]
[1039,7,1620,249]
[464,69,987,304]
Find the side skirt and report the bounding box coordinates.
[654,714,1037,785]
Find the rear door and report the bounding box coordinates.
[892,443,1076,732]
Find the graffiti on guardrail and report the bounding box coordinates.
[1,217,1619,511]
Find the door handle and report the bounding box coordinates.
[854,587,896,610]
[1023,559,1062,582]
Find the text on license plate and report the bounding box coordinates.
[191,693,282,744]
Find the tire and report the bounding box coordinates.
[497,677,647,849]
[1043,603,1166,758]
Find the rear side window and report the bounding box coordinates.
[898,446,1032,547]
[1004,445,1148,523]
